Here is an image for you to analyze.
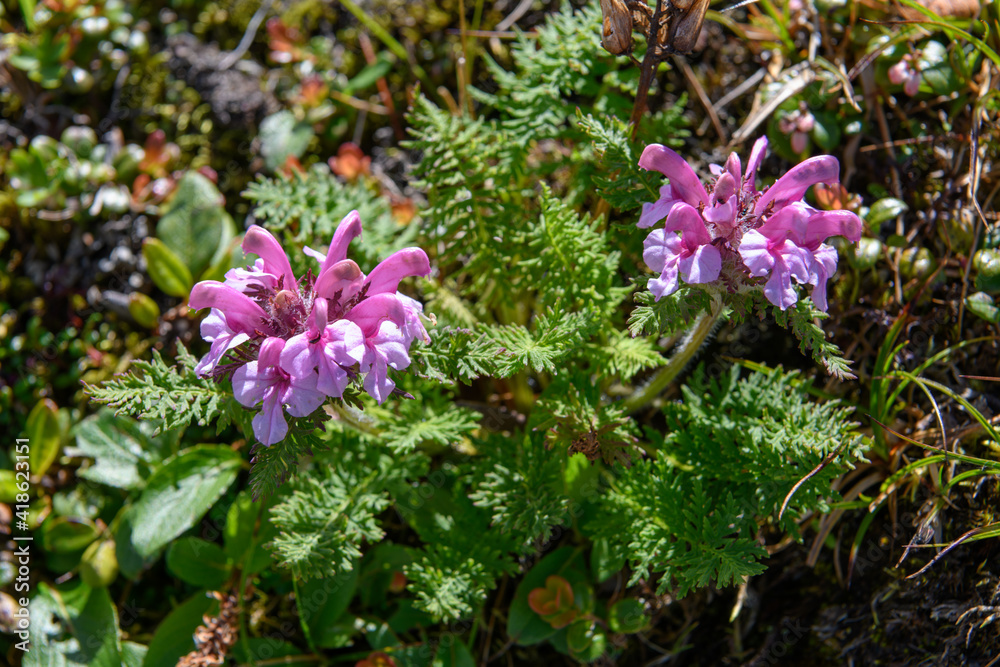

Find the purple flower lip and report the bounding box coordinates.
[638,136,863,311]
[188,210,431,446]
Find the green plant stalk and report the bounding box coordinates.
[292,568,319,654]
[622,297,723,414]
[335,0,436,96]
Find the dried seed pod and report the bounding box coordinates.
[601,0,635,55]
[664,0,710,53]
[627,0,653,33]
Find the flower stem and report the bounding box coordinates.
[622,298,724,414]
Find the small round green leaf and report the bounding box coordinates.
[609,598,648,634]
[966,292,1000,324]
[81,540,119,588]
[865,198,908,228]
[128,292,161,329]
[40,517,99,554]
[973,249,1000,293]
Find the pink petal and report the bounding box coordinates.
[703,194,736,230]
[364,248,431,296]
[232,361,269,407]
[743,137,768,192]
[777,240,812,284]
[754,204,804,244]
[189,281,272,335]
[251,390,287,445]
[755,156,840,215]
[665,203,713,247]
[638,144,709,208]
[257,337,285,368]
[678,244,722,284]
[642,229,679,273]
[648,256,680,300]
[307,298,328,335]
[224,259,276,292]
[242,226,297,290]
[316,351,350,397]
[724,152,741,185]
[637,186,679,229]
[278,332,316,380]
[812,244,840,276]
[791,208,863,247]
[319,210,364,274]
[314,259,364,300]
[194,311,250,376]
[371,321,411,370]
[282,374,324,417]
[327,319,367,365]
[738,230,775,277]
[397,293,429,345]
[346,293,407,336]
[712,172,736,206]
[763,259,799,310]
[363,359,394,404]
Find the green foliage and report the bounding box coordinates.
[770,297,856,379]
[588,365,864,595]
[578,112,661,213]
[486,311,599,376]
[469,432,572,553]
[627,287,712,337]
[471,0,624,139]
[244,163,417,267]
[85,343,231,434]
[519,187,631,316]
[530,374,639,465]
[269,437,427,580]
[246,425,326,502]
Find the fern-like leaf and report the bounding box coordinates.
[85,342,230,435]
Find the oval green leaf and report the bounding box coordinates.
[27,398,62,478]
[142,238,193,298]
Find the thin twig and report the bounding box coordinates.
[219,0,276,70]
[629,0,669,139]
[675,56,726,142]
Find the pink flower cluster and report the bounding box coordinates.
[888,53,921,97]
[188,211,430,445]
[638,137,861,311]
[777,105,816,154]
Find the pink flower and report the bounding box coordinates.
[778,105,816,154]
[642,204,721,299]
[638,137,862,311]
[188,210,432,445]
[232,337,327,446]
[888,54,921,97]
[742,203,861,310]
[279,298,366,398]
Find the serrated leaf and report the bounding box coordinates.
[116,446,241,577]
[68,411,160,491]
